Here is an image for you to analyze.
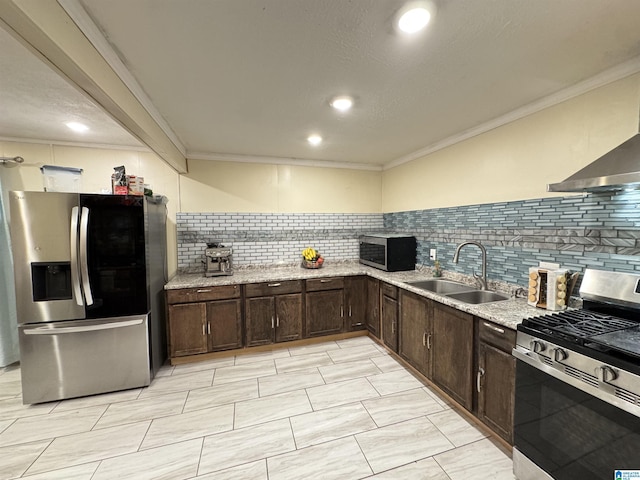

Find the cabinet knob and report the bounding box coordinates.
[196,289,211,293]
[271,316,275,329]
[268,283,281,287]
[207,322,211,335]
[276,316,280,327]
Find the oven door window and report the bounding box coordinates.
[515,360,640,479]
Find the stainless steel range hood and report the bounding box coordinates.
[547,133,640,192]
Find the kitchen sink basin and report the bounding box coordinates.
[406,279,474,295]
[446,290,509,304]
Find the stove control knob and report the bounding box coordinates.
[530,340,546,353]
[552,348,568,362]
[598,365,618,383]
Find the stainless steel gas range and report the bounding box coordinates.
[512,268,640,480]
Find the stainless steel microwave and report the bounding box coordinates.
[359,234,416,272]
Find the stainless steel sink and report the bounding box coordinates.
[446,290,509,304]
[406,279,474,295]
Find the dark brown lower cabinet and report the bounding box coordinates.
[476,319,516,444]
[399,290,432,377]
[245,294,303,346]
[344,276,367,331]
[305,289,344,337]
[206,299,243,351]
[381,283,399,352]
[432,303,474,410]
[366,277,380,338]
[168,302,207,357]
[305,277,345,337]
[245,281,303,346]
[167,285,242,358]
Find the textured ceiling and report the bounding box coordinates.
[2,0,640,168]
[0,27,140,148]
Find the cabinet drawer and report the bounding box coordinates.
[306,277,344,291]
[478,319,516,352]
[245,280,302,297]
[167,285,240,304]
[381,282,398,299]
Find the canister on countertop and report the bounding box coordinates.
[527,262,569,311]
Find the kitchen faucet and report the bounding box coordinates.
[453,241,488,290]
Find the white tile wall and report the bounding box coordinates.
[176,212,384,272]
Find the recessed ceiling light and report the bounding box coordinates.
[331,96,353,112]
[66,122,89,133]
[398,6,432,34]
[307,134,322,146]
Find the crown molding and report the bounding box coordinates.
[187,151,383,171]
[384,54,640,170]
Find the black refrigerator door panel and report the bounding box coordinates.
[80,194,148,318]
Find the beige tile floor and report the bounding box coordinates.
[0,336,515,479]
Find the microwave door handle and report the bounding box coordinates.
[79,206,93,306]
[70,206,83,306]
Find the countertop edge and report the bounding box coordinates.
[165,264,541,331]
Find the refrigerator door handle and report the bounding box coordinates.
[79,206,94,305]
[70,206,83,306]
[24,319,144,335]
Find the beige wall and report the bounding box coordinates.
[0,142,382,277]
[382,73,640,212]
[0,141,181,276]
[180,159,382,213]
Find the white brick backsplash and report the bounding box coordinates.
[176,212,383,271]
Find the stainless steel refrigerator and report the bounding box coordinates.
[9,191,168,404]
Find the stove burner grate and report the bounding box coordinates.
[523,310,637,340]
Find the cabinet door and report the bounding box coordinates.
[382,295,399,352]
[275,294,303,343]
[306,289,344,337]
[207,299,243,352]
[345,276,367,331]
[366,277,380,337]
[478,342,515,444]
[432,303,474,410]
[168,303,208,357]
[399,291,430,376]
[245,297,275,347]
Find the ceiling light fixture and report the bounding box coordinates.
[65,121,89,133]
[397,3,433,34]
[307,134,323,146]
[330,96,353,112]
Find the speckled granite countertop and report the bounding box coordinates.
[165,263,544,331]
